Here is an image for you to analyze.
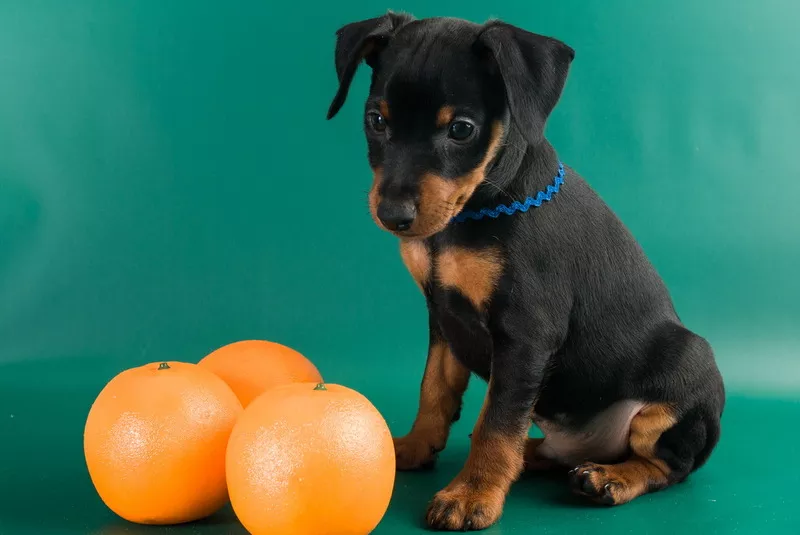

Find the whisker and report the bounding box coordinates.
[500,137,527,154]
[482,178,513,200]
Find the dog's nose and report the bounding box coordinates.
[377,201,416,232]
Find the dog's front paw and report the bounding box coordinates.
[393,434,440,471]
[568,462,622,505]
[425,483,504,531]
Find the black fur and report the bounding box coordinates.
[327,12,725,529]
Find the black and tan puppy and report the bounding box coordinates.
[327,12,725,531]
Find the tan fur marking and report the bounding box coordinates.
[367,167,383,228]
[436,105,455,127]
[379,99,391,120]
[451,120,505,195]
[394,342,470,470]
[426,383,527,530]
[437,247,504,309]
[462,387,527,488]
[629,403,677,473]
[572,403,678,505]
[399,240,430,291]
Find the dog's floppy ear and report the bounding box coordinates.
[476,21,575,144]
[326,11,414,120]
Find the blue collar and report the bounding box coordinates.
[451,161,565,223]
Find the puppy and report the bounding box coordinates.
[327,12,725,531]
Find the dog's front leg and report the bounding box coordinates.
[394,315,471,470]
[426,349,536,531]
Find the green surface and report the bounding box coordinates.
[0,1,798,534]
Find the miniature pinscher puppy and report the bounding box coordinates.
[327,12,725,531]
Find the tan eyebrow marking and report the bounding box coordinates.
[436,106,455,127]
[379,100,391,119]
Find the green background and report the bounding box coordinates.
[1,1,798,533]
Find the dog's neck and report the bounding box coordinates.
[464,123,563,213]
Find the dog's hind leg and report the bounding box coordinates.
[568,402,721,505]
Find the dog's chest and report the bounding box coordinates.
[400,240,504,377]
[400,241,504,306]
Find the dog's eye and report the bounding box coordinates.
[367,112,387,133]
[448,121,475,141]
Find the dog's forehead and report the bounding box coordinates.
[378,19,485,111]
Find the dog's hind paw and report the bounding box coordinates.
[569,463,619,505]
[569,460,669,506]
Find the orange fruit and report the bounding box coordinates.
[226,382,395,535]
[197,339,323,408]
[83,361,243,525]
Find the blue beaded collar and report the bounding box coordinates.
[451,161,565,223]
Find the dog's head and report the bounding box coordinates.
[327,13,574,239]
